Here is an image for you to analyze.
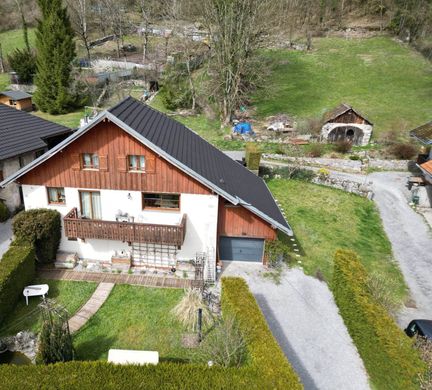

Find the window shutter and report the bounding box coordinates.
[71,154,80,171]
[99,155,108,171]
[117,155,127,172]
[146,157,156,173]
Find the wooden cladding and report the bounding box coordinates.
[218,199,276,240]
[64,208,187,247]
[333,110,368,125]
[20,121,211,195]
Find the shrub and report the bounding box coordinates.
[13,209,61,263]
[0,202,10,222]
[333,140,352,154]
[260,165,316,182]
[245,143,261,171]
[195,315,247,368]
[389,143,417,160]
[222,277,302,389]
[332,249,425,389]
[0,243,35,325]
[171,288,212,331]
[7,48,36,84]
[307,143,325,157]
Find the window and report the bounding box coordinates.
[80,191,102,219]
[143,193,180,210]
[82,153,99,169]
[47,187,66,204]
[18,156,25,168]
[128,155,145,171]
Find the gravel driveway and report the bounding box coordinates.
[221,262,370,390]
[0,219,13,259]
[369,172,432,327]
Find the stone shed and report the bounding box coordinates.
[321,103,373,146]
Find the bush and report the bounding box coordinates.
[332,249,425,389]
[245,143,261,171]
[7,48,36,84]
[333,140,352,154]
[13,209,61,263]
[0,243,35,325]
[260,165,316,182]
[307,143,325,157]
[389,143,417,160]
[0,202,10,222]
[222,277,302,389]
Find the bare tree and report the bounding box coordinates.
[101,0,128,58]
[67,0,91,61]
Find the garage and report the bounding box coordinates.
[219,236,265,262]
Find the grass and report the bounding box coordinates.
[268,179,407,302]
[73,285,192,362]
[253,36,432,137]
[0,279,97,337]
[0,28,36,58]
[32,109,84,129]
[0,73,9,90]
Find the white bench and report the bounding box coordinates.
[107,349,159,365]
[23,284,49,306]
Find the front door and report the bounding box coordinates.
[79,191,102,219]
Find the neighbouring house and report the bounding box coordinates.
[0,97,292,280]
[321,103,373,146]
[0,104,72,211]
[410,121,432,186]
[0,90,33,112]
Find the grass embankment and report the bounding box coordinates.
[254,36,432,137]
[268,179,407,303]
[32,110,83,129]
[0,279,97,337]
[0,28,36,58]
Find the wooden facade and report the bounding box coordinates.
[217,199,276,240]
[331,110,369,125]
[0,95,33,111]
[64,207,187,247]
[20,120,211,195]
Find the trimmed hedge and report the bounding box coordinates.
[222,277,303,389]
[0,201,10,222]
[332,249,425,390]
[0,242,35,325]
[13,209,61,263]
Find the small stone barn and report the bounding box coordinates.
[321,103,373,146]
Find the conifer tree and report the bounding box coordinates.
[34,0,76,114]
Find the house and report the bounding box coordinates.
[0,97,292,280]
[321,103,373,146]
[0,104,71,211]
[0,90,33,112]
[410,121,432,185]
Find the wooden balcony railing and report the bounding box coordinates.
[64,208,187,247]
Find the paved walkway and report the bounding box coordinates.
[0,219,13,259]
[68,282,114,333]
[221,262,370,390]
[38,269,196,289]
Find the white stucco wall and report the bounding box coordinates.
[22,185,218,263]
[321,122,373,146]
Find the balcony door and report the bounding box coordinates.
[80,191,102,219]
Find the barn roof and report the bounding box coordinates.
[0,103,71,160]
[0,90,32,101]
[1,97,292,235]
[410,121,432,145]
[323,103,372,125]
[420,160,432,178]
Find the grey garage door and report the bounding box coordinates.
[219,237,264,262]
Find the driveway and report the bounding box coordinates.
[0,219,13,259]
[221,262,370,390]
[369,172,432,326]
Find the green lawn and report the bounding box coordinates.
[73,285,191,362]
[0,279,97,337]
[268,179,407,301]
[253,37,432,137]
[0,73,9,90]
[32,109,84,129]
[0,28,36,57]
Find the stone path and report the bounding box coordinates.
[68,282,114,333]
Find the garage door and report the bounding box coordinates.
[219,237,264,262]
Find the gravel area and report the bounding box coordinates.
[221,262,370,390]
[0,219,13,259]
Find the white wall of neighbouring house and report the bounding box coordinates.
[21,184,218,262]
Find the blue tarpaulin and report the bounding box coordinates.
[233,122,253,134]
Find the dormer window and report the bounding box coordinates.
[129,155,145,172]
[82,153,99,169]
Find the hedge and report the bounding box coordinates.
[222,277,303,389]
[0,242,35,325]
[0,277,302,389]
[0,201,10,222]
[332,249,425,390]
[13,209,61,263]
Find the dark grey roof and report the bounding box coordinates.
[410,121,432,144]
[108,97,290,232]
[0,104,71,160]
[0,90,32,100]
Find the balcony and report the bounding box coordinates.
[64,208,187,247]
